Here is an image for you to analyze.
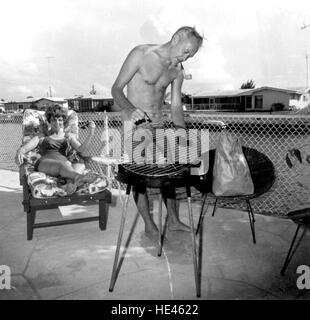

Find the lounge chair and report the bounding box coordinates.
[18,108,112,240]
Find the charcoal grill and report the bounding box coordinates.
[109,161,202,296]
[108,120,226,298]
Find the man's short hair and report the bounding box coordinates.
[172,26,203,48]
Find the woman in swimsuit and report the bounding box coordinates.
[15,104,97,193]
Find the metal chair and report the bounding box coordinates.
[280,146,310,275]
[195,147,276,244]
[280,208,310,275]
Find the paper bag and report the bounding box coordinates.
[212,132,254,196]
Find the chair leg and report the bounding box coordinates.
[211,197,218,217]
[281,224,306,276]
[109,184,131,292]
[99,199,109,230]
[157,193,163,257]
[246,200,256,244]
[27,209,36,241]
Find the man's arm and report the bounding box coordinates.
[170,67,186,128]
[111,46,145,122]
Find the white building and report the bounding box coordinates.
[66,94,115,112]
[4,97,67,112]
[185,86,299,112]
[288,87,310,110]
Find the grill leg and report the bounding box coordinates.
[186,186,201,298]
[196,193,208,236]
[109,184,131,292]
[157,193,163,256]
[246,200,256,244]
[281,224,306,276]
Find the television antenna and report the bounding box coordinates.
[45,56,55,97]
[306,53,310,88]
[301,24,310,87]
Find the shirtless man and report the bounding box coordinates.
[111,26,203,240]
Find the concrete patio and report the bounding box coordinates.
[0,168,309,300]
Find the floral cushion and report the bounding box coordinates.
[27,171,108,198]
[22,109,79,166]
[21,109,108,198]
[23,108,79,138]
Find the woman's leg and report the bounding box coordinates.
[38,159,79,180]
[39,158,97,186]
[72,162,86,174]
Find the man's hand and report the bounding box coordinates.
[130,108,149,125]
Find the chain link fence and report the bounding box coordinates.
[0,114,23,171]
[1,111,309,217]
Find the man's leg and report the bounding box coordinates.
[161,187,190,232]
[133,184,159,240]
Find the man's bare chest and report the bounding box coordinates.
[139,60,178,88]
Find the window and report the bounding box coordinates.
[254,95,263,109]
[246,96,252,108]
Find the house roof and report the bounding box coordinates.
[6,97,66,104]
[194,88,253,97]
[286,86,310,94]
[66,94,113,100]
[193,86,299,98]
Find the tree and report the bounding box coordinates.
[240,80,255,89]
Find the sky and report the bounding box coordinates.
[0,0,310,101]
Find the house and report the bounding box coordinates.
[184,86,299,112]
[4,97,67,112]
[288,87,310,110]
[66,94,115,112]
